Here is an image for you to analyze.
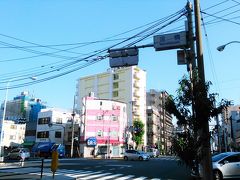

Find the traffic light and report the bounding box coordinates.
[108,48,139,68]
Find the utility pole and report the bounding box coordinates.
[70,96,76,158]
[186,1,197,123]
[212,93,221,153]
[194,0,213,179]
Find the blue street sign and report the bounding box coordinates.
[86,137,97,146]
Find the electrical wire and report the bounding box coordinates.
[201,11,240,26]
[1,0,237,89]
[202,0,230,11]
[0,8,187,89]
[200,8,222,97]
[125,9,187,47]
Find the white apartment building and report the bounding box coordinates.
[0,120,26,147]
[76,66,147,146]
[35,108,79,145]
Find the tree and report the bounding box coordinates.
[165,75,230,171]
[132,119,145,149]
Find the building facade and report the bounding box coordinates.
[1,120,26,147]
[146,89,173,154]
[0,91,46,146]
[76,66,147,147]
[35,109,76,143]
[146,106,161,149]
[80,95,127,158]
[35,108,82,157]
[221,105,240,151]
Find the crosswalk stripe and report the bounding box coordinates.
[132,177,148,180]
[72,171,109,178]
[0,167,152,180]
[77,173,111,180]
[96,174,125,180]
[115,175,135,180]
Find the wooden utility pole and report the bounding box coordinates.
[193,0,213,179]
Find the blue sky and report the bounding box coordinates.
[0,0,240,110]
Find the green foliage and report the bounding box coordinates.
[133,119,145,149]
[165,75,230,169]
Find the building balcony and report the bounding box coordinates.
[133,82,140,89]
[133,91,140,98]
[133,73,140,80]
[134,101,140,107]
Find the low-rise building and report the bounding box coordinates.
[1,120,26,147]
[80,95,127,158]
[35,108,80,156]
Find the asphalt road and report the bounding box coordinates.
[0,156,193,180]
[58,156,192,179]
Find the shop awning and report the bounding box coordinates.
[22,141,35,146]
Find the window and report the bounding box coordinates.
[113,82,119,89]
[68,132,72,142]
[96,115,103,120]
[97,130,103,137]
[113,91,118,97]
[113,74,119,80]
[25,130,36,136]
[110,131,118,137]
[10,125,16,129]
[67,131,78,142]
[222,154,240,163]
[38,117,50,125]
[37,131,49,138]
[9,135,16,140]
[55,131,62,138]
[112,115,118,121]
[56,118,62,124]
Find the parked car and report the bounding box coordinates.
[123,150,150,161]
[6,148,30,160]
[146,148,160,158]
[211,152,240,179]
[191,152,240,180]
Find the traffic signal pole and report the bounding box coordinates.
[194,0,213,179]
[108,2,213,178]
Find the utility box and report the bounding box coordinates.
[177,50,189,65]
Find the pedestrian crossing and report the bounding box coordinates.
[0,167,161,180]
[153,156,179,161]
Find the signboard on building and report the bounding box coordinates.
[154,31,188,51]
[86,137,97,146]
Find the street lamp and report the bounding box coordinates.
[217,41,240,52]
[0,76,37,161]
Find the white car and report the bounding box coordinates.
[146,148,160,158]
[211,152,240,179]
[191,152,240,180]
[124,150,150,161]
[6,148,30,160]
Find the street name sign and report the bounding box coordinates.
[154,31,188,51]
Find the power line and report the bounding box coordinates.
[201,11,240,26]
[0,8,187,89]
[202,0,230,11]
